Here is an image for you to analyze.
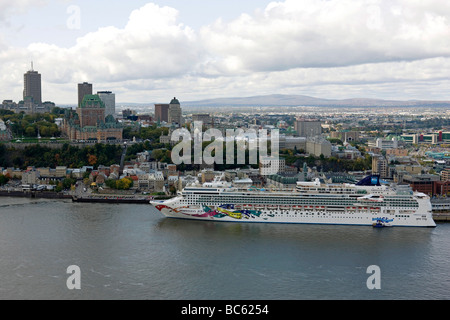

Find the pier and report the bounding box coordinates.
[431,199,450,222]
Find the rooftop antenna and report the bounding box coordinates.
[30,61,34,71]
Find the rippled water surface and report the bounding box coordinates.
[0,197,449,299]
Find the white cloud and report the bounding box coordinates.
[2,0,450,103]
[0,0,48,23]
[24,3,201,85]
[199,0,450,74]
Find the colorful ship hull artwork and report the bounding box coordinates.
[153,203,262,220]
[151,174,436,228]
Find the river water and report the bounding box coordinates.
[0,197,449,300]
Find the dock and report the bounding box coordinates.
[0,190,71,199]
[71,195,154,204]
[432,199,450,222]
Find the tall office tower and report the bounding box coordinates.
[78,82,93,107]
[97,91,116,117]
[294,119,322,137]
[154,104,169,122]
[168,97,182,126]
[23,63,42,105]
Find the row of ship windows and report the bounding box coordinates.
[264,212,371,219]
[193,196,417,205]
[190,200,418,208]
[183,203,417,212]
[190,205,401,216]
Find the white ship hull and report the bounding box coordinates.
[151,199,436,228]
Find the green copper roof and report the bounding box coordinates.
[81,94,105,108]
[170,97,180,105]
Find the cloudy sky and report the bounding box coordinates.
[1,0,450,105]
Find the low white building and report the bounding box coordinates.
[259,156,285,175]
[22,169,40,185]
[137,171,164,192]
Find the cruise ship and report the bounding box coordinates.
[151,175,436,227]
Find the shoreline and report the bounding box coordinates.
[0,190,71,200]
[0,190,169,204]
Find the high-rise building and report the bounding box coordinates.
[294,119,322,137]
[23,64,42,105]
[168,97,183,126]
[97,91,116,117]
[154,104,169,122]
[372,155,388,178]
[78,82,93,107]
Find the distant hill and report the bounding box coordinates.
[179,94,450,108]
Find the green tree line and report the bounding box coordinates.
[1,143,123,169]
[0,109,62,138]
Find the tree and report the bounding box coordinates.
[88,154,98,166]
[0,174,9,185]
[116,177,132,190]
[25,126,36,137]
[62,178,76,190]
[169,185,177,195]
[55,182,63,193]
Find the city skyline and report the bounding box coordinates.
[2,1,450,104]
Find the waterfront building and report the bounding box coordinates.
[137,171,164,192]
[22,168,40,185]
[403,174,441,196]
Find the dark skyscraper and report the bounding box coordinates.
[23,63,42,105]
[154,104,169,122]
[78,82,93,107]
